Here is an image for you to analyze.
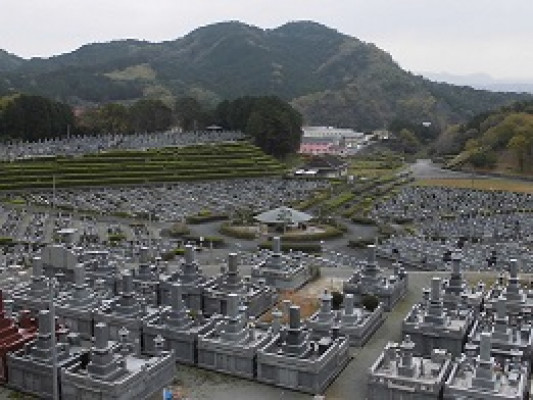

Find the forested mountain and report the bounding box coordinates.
[1,21,530,130]
[0,50,24,72]
[438,101,533,174]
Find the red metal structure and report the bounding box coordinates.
[0,292,38,382]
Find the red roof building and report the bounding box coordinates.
[298,142,335,155]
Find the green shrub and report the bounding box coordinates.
[219,223,257,239]
[281,225,343,241]
[165,223,191,238]
[324,191,355,209]
[361,294,380,312]
[331,291,344,310]
[308,264,321,281]
[4,197,25,205]
[108,233,126,242]
[392,216,413,224]
[351,215,376,225]
[348,236,375,248]
[111,211,133,219]
[182,235,224,247]
[185,214,228,224]
[0,237,14,245]
[377,223,396,239]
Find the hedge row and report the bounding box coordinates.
[282,225,344,241]
[0,166,283,181]
[351,215,377,225]
[185,214,228,224]
[323,191,356,210]
[348,237,375,248]
[0,169,285,189]
[0,170,285,191]
[0,143,286,190]
[219,223,257,239]
[0,165,284,181]
[181,235,225,247]
[292,190,331,211]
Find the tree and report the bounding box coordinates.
[469,149,497,169]
[175,97,212,131]
[508,134,529,172]
[464,138,481,152]
[361,294,380,312]
[0,94,74,141]
[129,99,173,132]
[331,291,344,310]
[397,128,420,154]
[217,96,303,158]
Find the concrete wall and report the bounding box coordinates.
[197,343,257,379]
[256,336,350,394]
[61,352,175,400]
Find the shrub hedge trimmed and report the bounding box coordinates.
[185,214,228,224]
[0,142,286,190]
[219,223,257,239]
[182,235,225,247]
[281,225,343,241]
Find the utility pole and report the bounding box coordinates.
[49,278,59,400]
[52,175,55,203]
[148,211,152,259]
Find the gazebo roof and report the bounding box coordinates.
[254,206,313,224]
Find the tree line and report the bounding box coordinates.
[0,93,303,158]
[443,100,533,172]
[0,94,75,141]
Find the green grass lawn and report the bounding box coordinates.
[415,178,533,193]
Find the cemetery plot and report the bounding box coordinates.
[0,130,245,161]
[371,186,533,271]
[416,178,533,193]
[21,178,329,222]
[0,142,285,190]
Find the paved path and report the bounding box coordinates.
[409,159,482,180]
[159,270,485,400]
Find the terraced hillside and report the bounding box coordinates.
[0,142,286,190]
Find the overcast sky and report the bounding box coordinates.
[1,0,532,82]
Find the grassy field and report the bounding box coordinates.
[415,178,533,193]
[348,156,404,179]
[0,142,286,190]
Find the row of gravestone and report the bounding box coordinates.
[378,235,533,272]
[23,177,329,221]
[0,130,245,160]
[371,186,533,223]
[417,213,530,241]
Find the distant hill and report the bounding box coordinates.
[0,50,24,72]
[422,71,533,94]
[1,21,531,130]
[438,100,533,176]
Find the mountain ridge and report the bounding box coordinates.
[0,20,530,129]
